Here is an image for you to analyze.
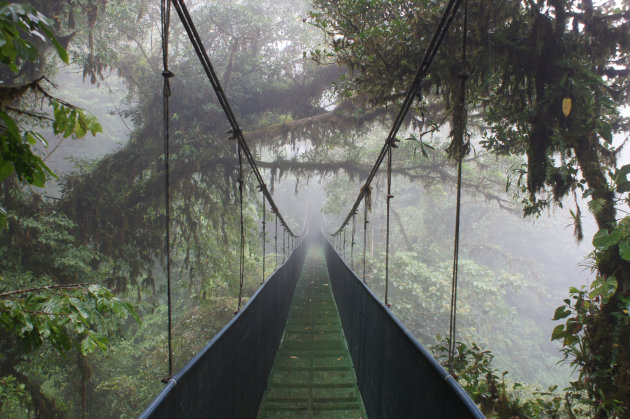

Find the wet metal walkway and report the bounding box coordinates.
[258,247,366,418]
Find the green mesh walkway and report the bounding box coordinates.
[258,246,367,418]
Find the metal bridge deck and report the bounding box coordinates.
[258,247,366,418]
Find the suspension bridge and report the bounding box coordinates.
[141,0,484,417]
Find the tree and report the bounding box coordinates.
[0,2,102,226]
[0,3,137,416]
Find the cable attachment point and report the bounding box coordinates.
[458,70,470,80]
[387,193,394,199]
[162,70,174,78]
[257,183,266,192]
[387,137,400,148]
[227,128,242,140]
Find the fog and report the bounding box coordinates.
[2,0,627,417]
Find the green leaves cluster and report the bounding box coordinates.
[51,99,102,139]
[592,219,630,263]
[551,275,630,417]
[0,284,138,356]
[432,338,578,418]
[0,210,140,357]
[0,100,103,189]
[0,2,102,228]
[0,2,68,72]
[0,110,53,188]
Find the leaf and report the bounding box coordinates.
[0,160,14,180]
[599,128,613,144]
[552,306,571,320]
[562,97,572,117]
[24,132,36,145]
[620,240,630,262]
[551,324,565,341]
[615,165,630,193]
[618,164,630,178]
[617,181,630,194]
[38,24,68,63]
[28,131,47,146]
[592,228,622,249]
[80,335,97,355]
[588,198,606,215]
[30,170,45,187]
[0,112,20,139]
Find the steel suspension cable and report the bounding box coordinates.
[274,213,278,270]
[330,0,463,236]
[385,146,393,306]
[169,0,300,240]
[448,0,469,375]
[160,0,174,380]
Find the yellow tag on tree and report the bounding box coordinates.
[562,97,572,117]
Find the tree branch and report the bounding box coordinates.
[0,284,93,299]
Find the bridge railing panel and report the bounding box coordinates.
[322,234,484,418]
[139,239,308,419]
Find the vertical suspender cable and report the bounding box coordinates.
[351,213,356,270]
[449,158,463,372]
[283,228,286,262]
[343,229,347,259]
[160,0,174,380]
[274,214,278,269]
[385,145,393,306]
[448,0,469,375]
[261,195,266,283]
[362,199,368,283]
[237,144,245,312]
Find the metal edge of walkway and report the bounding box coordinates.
[139,239,309,419]
[321,233,484,418]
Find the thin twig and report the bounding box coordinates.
[5,105,54,121]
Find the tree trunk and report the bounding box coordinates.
[573,136,630,415]
[14,371,66,419]
[76,353,92,419]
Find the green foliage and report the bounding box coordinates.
[0,110,54,188]
[0,283,138,356]
[0,210,139,355]
[433,338,583,418]
[0,2,102,229]
[0,376,26,408]
[51,99,102,139]
[0,2,68,72]
[551,279,630,417]
[592,217,630,263]
[312,0,630,412]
